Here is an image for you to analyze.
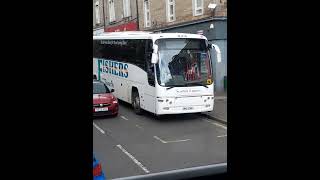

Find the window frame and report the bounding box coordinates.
[108,0,116,22]
[166,0,176,22]
[123,0,131,18]
[144,0,151,27]
[193,0,204,16]
[95,1,101,24]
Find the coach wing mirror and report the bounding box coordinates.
[151,45,159,63]
[151,53,159,64]
[211,44,222,63]
[153,44,158,53]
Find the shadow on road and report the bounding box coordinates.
[117,100,203,123]
[93,114,118,120]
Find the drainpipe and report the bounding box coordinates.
[102,0,106,31]
[135,0,140,30]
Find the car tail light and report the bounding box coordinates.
[93,163,102,177]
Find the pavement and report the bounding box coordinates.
[93,101,227,179]
[202,91,227,124]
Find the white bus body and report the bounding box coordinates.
[93,31,220,115]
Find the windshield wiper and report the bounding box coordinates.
[186,82,208,88]
[166,84,185,90]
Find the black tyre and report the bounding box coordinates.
[132,91,142,115]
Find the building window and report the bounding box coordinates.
[109,0,115,22]
[123,0,131,17]
[193,0,203,16]
[95,1,101,24]
[144,0,151,27]
[166,0,175,22]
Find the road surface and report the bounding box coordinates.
[93,101,227,179]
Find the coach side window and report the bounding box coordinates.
[145,40,155,86]
[135,40,146,70]
[93,40,103,58]
[94,39,150,71]
[117,40,133,64]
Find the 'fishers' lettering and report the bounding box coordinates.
[98,59,129,78]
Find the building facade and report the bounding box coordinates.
[93,0,105,34]
[137,0,226,31]
[104,0,139,32]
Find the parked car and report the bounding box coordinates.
[93,154,106,180]
[93,80,118,117]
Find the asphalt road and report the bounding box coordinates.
[93,101,227,179]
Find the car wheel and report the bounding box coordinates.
[132,91,142,115]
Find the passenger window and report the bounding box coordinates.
[146,58,155,86]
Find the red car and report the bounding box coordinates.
[93,80,118,116]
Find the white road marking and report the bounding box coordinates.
[166,139,191,143]
[203,119,227,130]
[217,134,227,138]
[213,122,227,130]
[136,124,143,130]
[116,145,150,173]
[93,122,105,134]
[121,116,129,121]
[153,136,167,143]
[153,136,191,144]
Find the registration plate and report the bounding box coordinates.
[182,107,194,110]
[95,107,108,112]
